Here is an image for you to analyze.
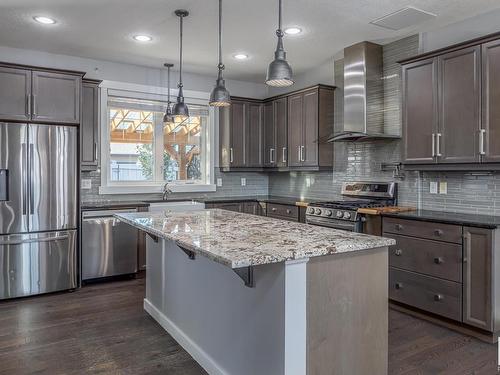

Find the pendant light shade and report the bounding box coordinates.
[266,0,294,87]
[163,63,175,125]
[209,0,231,107]
[173,9,189,121]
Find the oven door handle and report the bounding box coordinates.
[306,217,357,231]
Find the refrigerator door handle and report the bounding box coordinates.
[29,143,34,215]
[0,234,69,246]
[21,143,28,216]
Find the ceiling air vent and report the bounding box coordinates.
[370,6,437,31]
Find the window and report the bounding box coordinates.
[99,82,215,194]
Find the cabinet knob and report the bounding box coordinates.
[286,209,291,214]
[395,282,403,290]
[434,257,444,264]
[434,229,443,237]
[395,224,403,231]
[434,294,443,302]
[272,207,277,212]
[395,249,403,256]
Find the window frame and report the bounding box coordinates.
[98,80,216,195]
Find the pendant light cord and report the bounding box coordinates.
[179,15,184,89]
[277,0,283,37]
[167,66,171,105]
[218,0,223,69]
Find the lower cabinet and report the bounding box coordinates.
[266,203,299,222]
[206,201,264,216]
[383,217,498,336]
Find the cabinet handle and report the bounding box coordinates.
[436,133,442,157]
[270,148,275,164]
[282,147,287,163]
[32,94,36,117]
[395,224,403,231]
[395,282,403,290]
[286,209,291,214]
[94,142,98,161]
[394,249,402,256]
[300,145,305,162]
[479,129,486,156]
[26,94,31,117]
[434,294,443,301]
[272,207,277,212]
[230,148,234,163]
[434,257,444,264]
[432,133,435,157]
[434,229,443,237]
[298,146,301,162]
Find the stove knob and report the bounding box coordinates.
[307,207,315,214]
[336,211,343,218]
[325,210,333,217]
[343,211,351,219]
[314,208,322,215]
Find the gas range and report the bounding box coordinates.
[306,182,397,232]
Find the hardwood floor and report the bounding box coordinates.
[0,278,497,374]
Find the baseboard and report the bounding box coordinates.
[143,298,227,375]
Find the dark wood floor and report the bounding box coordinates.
[0,278,497,375]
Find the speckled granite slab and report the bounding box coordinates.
[115,209,395,269]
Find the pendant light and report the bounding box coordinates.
[209,0,231,107]
[265,0,294,87]
[163,63,175,125]
[172,9,189,121]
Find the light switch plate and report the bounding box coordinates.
[430,181,438,194]
[241,178,246,186]
[216,178,223,187]
[439,181,448,195]
[81,179,92,190]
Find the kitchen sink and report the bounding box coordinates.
[148,200,205,213]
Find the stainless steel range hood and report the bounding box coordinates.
[328,41,400,142]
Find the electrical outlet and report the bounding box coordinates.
[241,178,246,186]
[306,177,311,188]
[439,181,448,195]
[430,181,438,194]
[216,178,223,187]
[81,179,92,190]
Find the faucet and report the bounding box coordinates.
[162,182,173,201]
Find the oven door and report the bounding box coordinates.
[306,216,360,232]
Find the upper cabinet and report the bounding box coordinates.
[81,79,101,171]
[0,64,82,125]
[222,84,335,172]
[288,86,334,170]
[219,98,263,170]
[401,33,500,168]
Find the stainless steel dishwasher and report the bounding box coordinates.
[82,209,138,281]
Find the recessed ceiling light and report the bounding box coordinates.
[133,35,153,42]
[284,27,302,35]
[33,16,56,25]
[233,53,249,60]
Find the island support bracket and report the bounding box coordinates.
[178,245,196,260]
[233,266,254,288]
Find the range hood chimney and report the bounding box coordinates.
[328,41,400,142]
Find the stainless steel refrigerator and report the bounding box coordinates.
[0,123,77,300]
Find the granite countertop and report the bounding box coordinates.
[82,195,312,211]
[115,209,395,269]
[382,209,500,229]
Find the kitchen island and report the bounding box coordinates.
[116,209,395,375]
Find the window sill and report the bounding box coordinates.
[98,184,217,195]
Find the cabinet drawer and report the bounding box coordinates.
[383,217,462,244]
[267,203,299,221]
[385,233,462,282]
[389,268,462,321]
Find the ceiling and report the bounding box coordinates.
[1,0,499,82]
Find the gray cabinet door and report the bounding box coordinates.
[0,67,31,122]
[288,92,303,167]
[275,97,288,167]
[438,46,481,163]
[302,89,319,166]
[32,71,81,124]
[482,39,500,162]
[463,226,493,331]
[230,101,246,167]
[402,58,438,163]
[81,81,99,170]
[246,102,262,167]
[263,101,275,167]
